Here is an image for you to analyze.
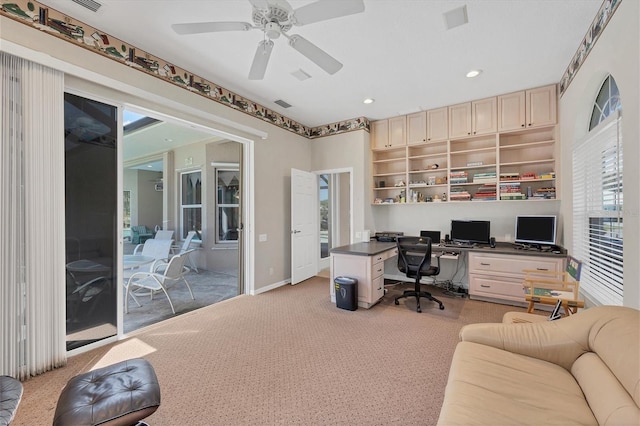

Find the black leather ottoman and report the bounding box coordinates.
[0,375,23,425]
[53,358,161,426]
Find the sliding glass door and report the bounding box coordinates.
[64,93,118,350]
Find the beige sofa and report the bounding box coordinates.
[437,306,640,425]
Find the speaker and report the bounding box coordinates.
[489,237,496,248]
[445,234,450,243]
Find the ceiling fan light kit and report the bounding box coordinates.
[172,0,365,80]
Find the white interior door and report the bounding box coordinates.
[291,168,318,284]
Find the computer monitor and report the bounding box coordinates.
[514,215,557,247]
[420,230,441,244]
[450,220,490,244]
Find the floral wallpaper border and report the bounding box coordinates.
[0,0,370,139]
[559,0,621,96]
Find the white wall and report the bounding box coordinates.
[136,170,163,229]
[559,0,639,308]
[310,130,371,242]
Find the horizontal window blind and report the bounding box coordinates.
[573,113,623,305]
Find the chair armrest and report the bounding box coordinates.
[459,319,590,371]
[133,244,144,255]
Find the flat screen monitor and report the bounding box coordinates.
[450,220,490,244]
[514,215,557,246]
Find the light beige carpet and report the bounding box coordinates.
[13,276,531,425]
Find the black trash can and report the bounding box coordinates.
[335,276,358,311]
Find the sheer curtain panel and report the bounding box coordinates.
[1,52,66,379]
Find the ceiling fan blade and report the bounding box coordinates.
[248,40,274,80]
[172,21,252,35]
[293,0,364,26]
[248,0,269,9]
[288,34,343,75]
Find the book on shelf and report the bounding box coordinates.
[500,173,520,181]
[501,193,527,200]
[473,184,497,201]
[473,172,497,183]
[449,171,468,184]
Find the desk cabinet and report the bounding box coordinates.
[330,246,397,309]
[468,252,563,307]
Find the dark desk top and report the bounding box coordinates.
[331,240,566,258]
[330,241,397,256]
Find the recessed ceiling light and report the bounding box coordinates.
[466,69,482,78]
[363,98,374,104]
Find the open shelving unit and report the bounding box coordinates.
[371,108,557,205]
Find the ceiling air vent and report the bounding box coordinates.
[443,5,468,30]
[71,0,102,12]
[274,99,292,109]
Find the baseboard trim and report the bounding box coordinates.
[251,278,291,295]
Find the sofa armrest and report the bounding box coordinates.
[460,320,590,371]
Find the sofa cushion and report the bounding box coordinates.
[573,352,640,425]
[437,341,598,426]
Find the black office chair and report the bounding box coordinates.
[395,236,445,312]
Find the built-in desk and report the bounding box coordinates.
[330,241,566,309]
[330,241,397,309]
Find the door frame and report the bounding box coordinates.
[314,167,353,271]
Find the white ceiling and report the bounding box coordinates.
[40,0,602,128]
[123,116,220,167]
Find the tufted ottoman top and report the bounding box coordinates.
[53,358,161,426]
[0,375,23,426]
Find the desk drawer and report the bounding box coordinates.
[372,247,397,264]
[469,253,561,276]
[469,275,524,299]
[371,261,384,279]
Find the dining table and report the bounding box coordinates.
[123,255,156,270]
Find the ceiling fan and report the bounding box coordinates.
[171,0,365,80]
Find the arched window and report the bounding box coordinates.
[589,75,620,130]
[573,75,623,305]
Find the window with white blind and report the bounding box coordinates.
[572,75,623,305]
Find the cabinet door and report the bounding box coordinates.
[407,111,427,145]
[449,102,472,138]
[426,107,448,142]
[498,91,526,132]
[472,97,497,135]
[371,119,389,150]
[389,116,407,147]
[526,85,557,128]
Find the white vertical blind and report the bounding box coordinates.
[573,112,623,306]
[1,52,66,379]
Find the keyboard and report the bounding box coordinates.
[442,243,474,248]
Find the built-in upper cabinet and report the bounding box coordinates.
[448,102,472,138]
[472,97,497,136]
[407,111,427,145]
[426,107,448,142]
[498,85,557,132]
[372,116,407,149]
[371,119,389,150]
[449,97,497,138]
[389,116,407,148]
[526,85,557,128]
